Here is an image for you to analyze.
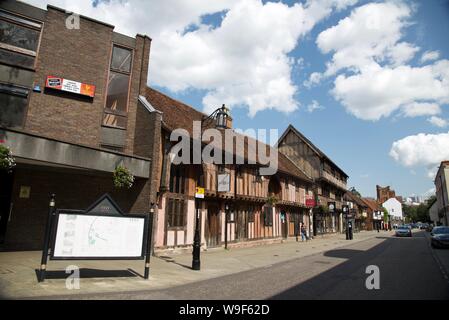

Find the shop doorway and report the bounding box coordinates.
[281,210,288,239]
[0,171,13,244]
[235,210,248,241]
[206,203,221,247]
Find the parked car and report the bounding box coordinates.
[395,225,412,237]
[419,223,429,230]
[430,226,449,249]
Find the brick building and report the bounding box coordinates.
[376,185,396,204]
[0,1,159,250]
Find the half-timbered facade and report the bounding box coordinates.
[277,125,349,236]
[143,88,314,251]
[344,192,371,232]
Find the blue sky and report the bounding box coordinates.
[151,0,449,198]
[28,0,449,198]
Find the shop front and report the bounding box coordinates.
[0,129,151,251]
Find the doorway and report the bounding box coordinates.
[236,209,248,241]
[206,203,221,247]
[0,171,14,244]
[281,210,288,239]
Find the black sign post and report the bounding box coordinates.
[38,194,56,282]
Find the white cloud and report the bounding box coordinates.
[315,1,449,121]
[390,131,449,178]
[428,116,448,128]
[316,2,415,74]
[307,100,324,113]
[332,61,449,120]
[304,72,323,88]
[24,0,358,117]
[401,102,441,117]
[421,50,440,63]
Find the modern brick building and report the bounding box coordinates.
[0,1,159,250]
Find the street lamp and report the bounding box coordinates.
[342,204,349,240]
[192,104,230,271]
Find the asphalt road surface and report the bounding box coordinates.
[52,231,449,300]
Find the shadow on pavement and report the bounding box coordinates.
[269,233,449,300]
[34,268,141,280]
[158,256,192,270]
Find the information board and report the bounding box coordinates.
[52,213,146,259]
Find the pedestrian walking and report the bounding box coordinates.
[300,223,307,242]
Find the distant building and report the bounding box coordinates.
[376,185,396,204]
[382,198,403,225]
[434,161,449,226]
[428,199,441,226]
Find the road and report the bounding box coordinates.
[50,230,449,299]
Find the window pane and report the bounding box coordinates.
[0,19,40,51]
[102,113,127,128]
[105,71,129,113]
[0,92,28,128]
[111,46,132,73]
[0,47,35,68]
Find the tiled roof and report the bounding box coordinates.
[144,87,312,183]
[361,198,382,211]
[344,192,367,208]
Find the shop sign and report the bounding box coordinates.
[45,76,95,97]
[217,173,230,192]
[306,198,315,207]
[195,187,205,199]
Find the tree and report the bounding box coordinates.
[383,208,389,223]
[416,203,430,222]
[403,204,417,222]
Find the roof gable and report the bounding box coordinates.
[278,124,349,178]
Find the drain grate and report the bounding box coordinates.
[314,260,331,265]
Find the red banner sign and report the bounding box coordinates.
[306,198,316,207]
[45,76,95,98]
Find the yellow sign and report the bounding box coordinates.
[19,186,31,199]
[195,187,205,199]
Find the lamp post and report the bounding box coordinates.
[192,104,230,271]
[342,204,349,240]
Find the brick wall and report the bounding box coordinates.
[25,8,112,147]
[134,104,162,204]
[22,7,151,155]
[4,166,150,250]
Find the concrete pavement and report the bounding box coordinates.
[0,230,383,299]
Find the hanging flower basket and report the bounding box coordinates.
[0,145,16,173]
[113,165,134,189]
